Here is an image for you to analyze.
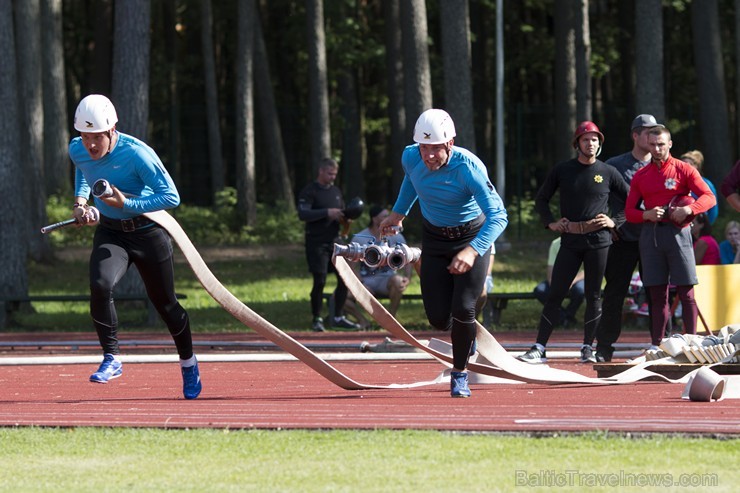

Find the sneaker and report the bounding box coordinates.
[331,316,361,330]
[312,316,325,332]
[181,360,202,400]
[636,303,649,316]
[89,354,123,383]
[594,348,612,363]
[580,345,596,363]
[450,371,471,398]
[517,345,547,364]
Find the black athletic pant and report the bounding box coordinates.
[305,240,348,318]
[596,239,651,356]
[310,273,348,318]
[89,225,193,359]
[420,221,490,371]
[535,244,608,348]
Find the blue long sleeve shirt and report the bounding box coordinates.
[70,132,180,219]
[392,144,508,256]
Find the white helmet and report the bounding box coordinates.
[74,94,118,133]
[413,109,456,144]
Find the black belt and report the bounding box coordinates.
[424,215,484,239]
[99,214,155,232]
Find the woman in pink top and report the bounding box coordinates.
[691,213,720,265]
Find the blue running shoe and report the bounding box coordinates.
[182,360,202,399]
[450,371,471,398]
[89,354,123,383]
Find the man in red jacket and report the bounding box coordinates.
[624,127,716,349]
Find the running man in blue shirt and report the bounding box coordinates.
[380,109,508,397]
[69,94,201,399]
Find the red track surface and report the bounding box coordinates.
[1,330,738,435]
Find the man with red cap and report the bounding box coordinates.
[518,122,629,364]
[624,126,715,349]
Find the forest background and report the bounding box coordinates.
[1,0,739,300]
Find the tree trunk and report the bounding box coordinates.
[90,0,113,95]
[41,0,71,196]
[339,68,365,200]
[400,0,432,137]
[253,2,294,209]
[112,0,151,139]
[384,0,406,196]
[306,0,331,175]
[110,0,152,315]
[470,0,493,165]
[235,0,257,226]
[15,0,52,263]
[554,0,576,162]
[439,0,476,151]
[574,0,592,122]
[634,0,664,121]
[200,0,226,199]
[0,0,29,326]
[691,0,732,185]
[163,0,181,191]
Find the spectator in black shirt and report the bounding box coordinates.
[518,122,629,365]
[297,158,360,331]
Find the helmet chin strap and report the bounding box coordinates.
[443,139,454,165]
[106,128,117,154]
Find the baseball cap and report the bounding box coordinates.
[631,114,664,130]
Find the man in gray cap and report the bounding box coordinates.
[594,114,664,362]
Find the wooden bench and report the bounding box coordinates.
[323,291,543,329]
[0,293,187,328]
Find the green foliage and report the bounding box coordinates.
[44,196,96,248]
[44,191,303,248]
[247,202,304,245]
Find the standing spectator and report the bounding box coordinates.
[349,205,413,317]
[595,114,662,363]
[624,127,716,350]
[721,160,740,212]
[297,158,360,332]
[719,220,740,264]
[690,213,720,265]
[680,150,718,224]
[379,109,508,397]
[518,122,629,365]
[532,237,585,328]
[69,95,201,399]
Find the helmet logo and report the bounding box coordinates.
[85,121,94,128]
[423,132,431,140]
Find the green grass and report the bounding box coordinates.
[13,236,658,333]
[0,428,735,492]
[12,238,558,333]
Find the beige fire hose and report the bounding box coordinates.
[146,210,734,395]
[144,210,440,390]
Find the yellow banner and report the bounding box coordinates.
[694,264,740,333]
